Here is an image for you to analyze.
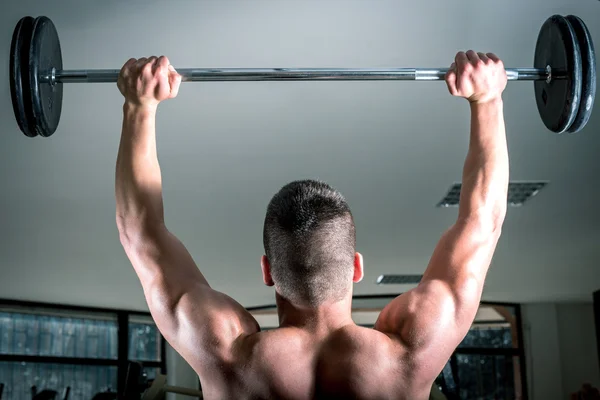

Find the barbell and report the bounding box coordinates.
[10,14,596,138]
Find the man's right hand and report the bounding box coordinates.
[445,50,507,105]
[117,56,182,108]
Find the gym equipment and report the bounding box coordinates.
[533,15,582,133]
[565,15,596,133]
[142,375,203,399]
[123,362,147,400]
[9,14,596,137]
[32,389,57,400]
[90,392,116,400]
[122,362,203,399]
[10,16,36,137]
[30,385,70,400]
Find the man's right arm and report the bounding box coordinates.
[375,51,509,382]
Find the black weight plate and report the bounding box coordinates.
[29,16,63,137]
[10,16,37,137]
[534,15,582,134]
[566,15,596,133]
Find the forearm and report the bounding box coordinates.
[458,99,509,228]
[115,103,164,238]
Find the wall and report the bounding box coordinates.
[522,303,600,400]
[556,304,600,397]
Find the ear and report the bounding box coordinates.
[353,252,364,283]
[261,255,274,286]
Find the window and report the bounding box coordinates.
[436,304,525,400]
[0,300,166,399]
[128,315,164,382]
[0,362,117,399]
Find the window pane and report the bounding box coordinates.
[455,354,522,400]
[128,316,161,361]
[458,325,513,348]
[0,310,118,359]
[458,305,519,349]
[0,362,117,400]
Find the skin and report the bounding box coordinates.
[116,51,508,399]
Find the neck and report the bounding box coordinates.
[275,292,354,335]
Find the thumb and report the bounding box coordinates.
[445,63,458,96]
[168,65,182,98]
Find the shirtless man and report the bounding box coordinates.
[116,50,508,399]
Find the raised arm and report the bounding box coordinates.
[115,56,258,377]
[375,51,509,381]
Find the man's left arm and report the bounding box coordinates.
[115,56,259,374]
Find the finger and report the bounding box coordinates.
[145,56,158,73]
[157,56,170,69]
[122,58,137,70]
[477,52,489,63]
[146,56,160,74]
[466,50,479,63]
[455,51,469,70]
[445,66,457,96]
[133,57,148,72]
[119,58,137,80]
[486,52,501,63]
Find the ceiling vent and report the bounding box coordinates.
[437,181,548,208]
[376,275,423,285]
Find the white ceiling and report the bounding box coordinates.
[1,0,599,311]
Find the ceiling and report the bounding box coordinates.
[1,0,599,312]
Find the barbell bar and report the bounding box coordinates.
[9,14,596,139]
[47,67,551,84]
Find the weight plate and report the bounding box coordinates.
[534,15,582,134]
[565,15,596,133]
[10,16,37,137]
[29,16,63,138]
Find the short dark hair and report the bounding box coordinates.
[263,180,356,306]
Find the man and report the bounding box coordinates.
[116,51,508,399]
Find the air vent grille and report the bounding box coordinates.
[376,275,423,285]
[437,181,548,207]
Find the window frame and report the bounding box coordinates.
[0,298,166,395]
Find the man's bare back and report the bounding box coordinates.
[210,325,422,400]
[115,51,508,399]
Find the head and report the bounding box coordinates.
[262,180,363,307]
